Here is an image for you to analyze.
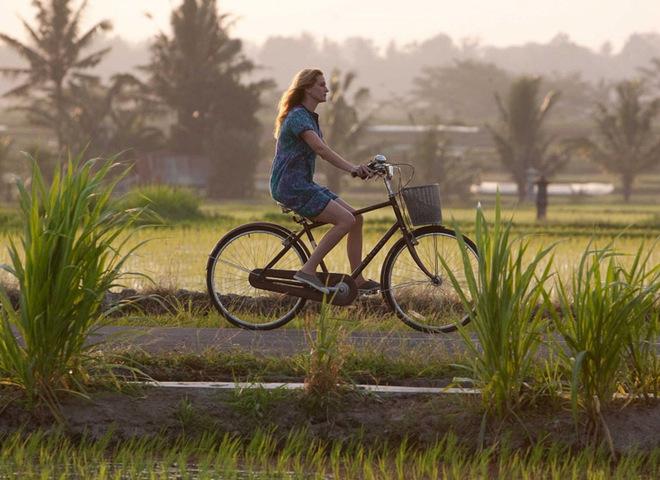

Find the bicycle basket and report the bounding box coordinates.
[401,184,443,226]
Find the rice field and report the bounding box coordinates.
[2,198,657,294]
[97,200,660,293]
[2,197,660,478]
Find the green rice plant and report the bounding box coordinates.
[547,238,660,439]
[442,195,556,420]
[0,151,150,418]
[2,428,660,478]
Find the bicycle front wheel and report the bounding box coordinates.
[382,225,478,333]
[206,223,308,330]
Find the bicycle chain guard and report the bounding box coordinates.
[249,269,358,305]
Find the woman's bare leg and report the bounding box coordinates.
[299,198,369,287]
[299,200,355,275]
[334,198,367,285]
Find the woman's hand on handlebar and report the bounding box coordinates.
[351,164,375,179]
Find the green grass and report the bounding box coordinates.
[546,238,660,445]
[119,184,204,222]
[115,341,463,386]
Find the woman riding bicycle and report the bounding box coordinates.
[270,68,379,294]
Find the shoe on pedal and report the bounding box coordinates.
[293,271,330,294]
[358,279,380,293]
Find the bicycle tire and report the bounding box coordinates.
[381,225,478,333]
[206,223,308,330]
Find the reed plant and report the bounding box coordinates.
[547,239,660,440]
[619,242,660,403]
[442,195,556,420]
[0,152,149,417]
[302,298,352,404]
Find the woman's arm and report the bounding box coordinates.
[301,130,372,177]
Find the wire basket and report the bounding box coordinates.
[401,184,443,226]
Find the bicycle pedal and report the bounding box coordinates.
[358,288,379,295]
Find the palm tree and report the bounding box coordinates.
[321,69,373,193]
[489,76,563,202]
[0,0,112,152]
[580,80,660,202]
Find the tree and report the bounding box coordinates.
[0,0,112,152]
[640,58,660,95]
[488,76,564,202]
[142,0,271,198]
[0,136,14,201]
[579,80,660,202]
[66,74,164,157]
[412,60,512,123]
[412,121,475,197]
[321,69,373,193]
[543,72,602,121]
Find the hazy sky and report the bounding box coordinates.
[1,0,660,53]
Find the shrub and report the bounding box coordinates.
[121,184,203,222]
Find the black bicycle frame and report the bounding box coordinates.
[262,191,437,282]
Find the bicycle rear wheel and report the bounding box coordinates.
[382,225,478,333]
[206,223,308,330]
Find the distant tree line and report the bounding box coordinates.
[1,1,660,202]
[251,32,660,203]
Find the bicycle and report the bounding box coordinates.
[206,154,479,333]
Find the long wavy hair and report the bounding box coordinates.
[274,68,323,138]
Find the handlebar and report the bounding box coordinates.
[351,154,393,179]
[350,154,410,198]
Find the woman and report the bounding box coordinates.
[270,68,379,294]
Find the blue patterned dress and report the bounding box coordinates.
[270,105,338,218]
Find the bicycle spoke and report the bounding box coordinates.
[214,257,255,274]
[383,227,478,333]
[207,226,306,330]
